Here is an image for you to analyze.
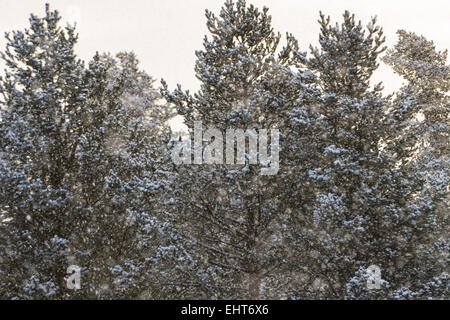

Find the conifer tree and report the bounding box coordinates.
[161,0,316,299]
[0,5,172,299]
[0,5,88,298]
[381,31,449,299]
[285,13,447,299]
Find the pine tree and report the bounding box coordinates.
[383,30,449,199]
[381,31,449,299]
[0,4,88,298]
[307,11,386,98]
[68,51,173,299]
[0,5,172,299]
[161,0,316,299]
[284,13,447,299]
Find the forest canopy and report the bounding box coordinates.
[0,1,448,300]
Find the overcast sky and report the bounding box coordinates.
[1,0,449,94]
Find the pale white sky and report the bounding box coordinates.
[0,0,449,94]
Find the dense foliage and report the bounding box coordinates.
[0,1,448,299]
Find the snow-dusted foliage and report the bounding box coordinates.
[0,5,173,299]
[0,2,448,300]
[161,0,320,299]
[282,12,448,299]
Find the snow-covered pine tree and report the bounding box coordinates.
[284,11,392,298]
[0,5,173,299]
[383,30,449,202]
[161,0,316,299]
[0,4,88,299]
[382,31,449,299]
[285,11,446,298]
[307,11,386,99]
[69,52,174,299]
